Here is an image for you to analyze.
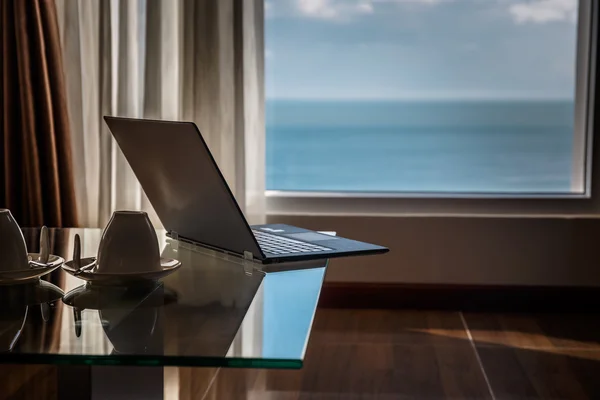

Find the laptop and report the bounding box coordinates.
[104,116,389,264]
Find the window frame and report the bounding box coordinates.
[265,0,599,217]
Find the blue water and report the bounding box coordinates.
[266,100,575,193]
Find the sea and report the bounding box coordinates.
[266,100,575,193]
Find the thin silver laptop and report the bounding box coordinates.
[104,116,389,264]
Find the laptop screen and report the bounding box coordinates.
[104,117,263,259]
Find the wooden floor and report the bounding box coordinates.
[202,310,600,400]
[3,309,600,399]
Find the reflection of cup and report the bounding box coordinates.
[100,306,162,354]
[0,281,64,350]
[97,211,161,274]
[0,306,28,352]
[0,209,29,271]
[100,286,165,354]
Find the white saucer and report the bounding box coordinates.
[0,254,65,285]
[62,257,182,285]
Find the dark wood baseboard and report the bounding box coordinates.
[318,282,600,312]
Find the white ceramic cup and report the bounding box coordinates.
[0,209,29,271]
[96,211,161,274]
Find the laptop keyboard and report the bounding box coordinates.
[252,230,332,255]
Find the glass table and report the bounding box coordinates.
[1,228,328,399]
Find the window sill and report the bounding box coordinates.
[265,190,600,217]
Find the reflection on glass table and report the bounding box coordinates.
[0,280,64,353]
[1,229,328,369]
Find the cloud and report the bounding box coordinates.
[509,0,577,24]
[265,1,274,18]
[295,0,374,20]
[293,0,450,20]
[374,0,449,3]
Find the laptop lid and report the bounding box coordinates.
[103,116,263,260]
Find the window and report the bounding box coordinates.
[265,0,593,196]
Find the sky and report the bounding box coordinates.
[265,0,580,100]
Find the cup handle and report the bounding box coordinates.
[38,226,50,265]
[74,308,82,338]
[41,303,50,322]
[73,234,82,271]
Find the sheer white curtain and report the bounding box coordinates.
[55,0,265,228]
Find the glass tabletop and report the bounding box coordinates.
[0,229,327,369]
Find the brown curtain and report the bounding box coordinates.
[1,0,78,227]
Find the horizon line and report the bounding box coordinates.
[265,97,575,102]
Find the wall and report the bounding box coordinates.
[267,215,600,286]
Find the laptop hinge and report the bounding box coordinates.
[170,231,180,252]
